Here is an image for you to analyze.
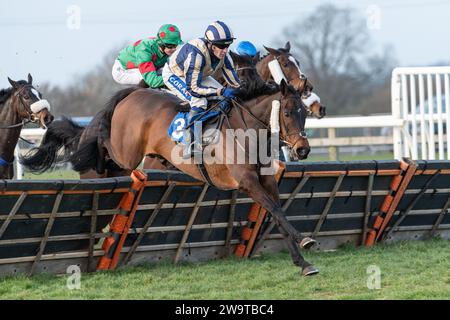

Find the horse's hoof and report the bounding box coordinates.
[302,265,319,276]
[300,237,316,250]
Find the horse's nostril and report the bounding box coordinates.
[297,148,310,159]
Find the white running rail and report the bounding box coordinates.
[391,66,450,160]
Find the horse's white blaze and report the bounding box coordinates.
[30,99,51,113]
[31,88,41,100]
[268,60,287,85]
[270,100,280,134]
[288,56,304,76]
[302,92,321,107]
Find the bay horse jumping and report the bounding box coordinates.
[0,74,54,179]
[257,41,326,119]
[21,61,319,276]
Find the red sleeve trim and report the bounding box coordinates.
[126,61,136,69]
[138,61,156,74]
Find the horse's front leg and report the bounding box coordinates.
[259,173,316,250]
[239,170,318,276]
[8,165,14,179]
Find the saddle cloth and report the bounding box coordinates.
[168,110,222,145]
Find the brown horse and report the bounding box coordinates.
[0,74,54,179]
[257,42,326,119]
[21,67,319,275]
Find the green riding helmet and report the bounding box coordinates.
[157,24,183,46]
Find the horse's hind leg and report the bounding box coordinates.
[96,142,107,175]
[239,171,318,276]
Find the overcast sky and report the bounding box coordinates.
[1,0,449,89]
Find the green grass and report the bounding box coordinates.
[305,152,394,162]
[22,169,79,180]
[0,238,448,300]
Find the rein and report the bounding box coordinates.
[235,66,256,72]
[0,119,30,129]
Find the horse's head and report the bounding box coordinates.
[7,74,54,128]
[278,79,310,160]
[229,51,278,100]
[229,50,261,81]
[263,42,326,119]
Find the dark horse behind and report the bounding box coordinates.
[0,74,54,179]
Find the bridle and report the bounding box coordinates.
[235,66,256,72]
[231,58,308,148]
[274,55,310,99]
[0,84,37,130]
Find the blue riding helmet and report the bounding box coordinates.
[236,41,257,57]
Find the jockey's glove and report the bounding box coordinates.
[221,88,238,99]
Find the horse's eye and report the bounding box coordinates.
[284,111,290,117]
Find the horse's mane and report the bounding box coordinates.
[237,78,279,101]
[0,80,28,110]
[234,54,279,101]
[259,47,289,61]
[0,88,13,108]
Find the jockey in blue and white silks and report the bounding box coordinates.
[162,21,241,158]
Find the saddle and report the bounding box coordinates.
[199,112,224,146]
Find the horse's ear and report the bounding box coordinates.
[229,50,239,61]
[27,73,33,84]
[252,51,260,64]
[280,78,288,96]
[285,41,291,52]
[7,77,18,89]
[263,45,280,57]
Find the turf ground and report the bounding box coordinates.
[0,239,448,299]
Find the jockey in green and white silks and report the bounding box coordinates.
[112,24,182,88]
[162,21,241,158]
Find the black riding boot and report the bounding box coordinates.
[183,109,203,159]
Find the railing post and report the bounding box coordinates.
[328,128,338,161]
[14,144,23,180]
[392,68,403,160]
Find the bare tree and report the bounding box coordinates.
[37,45,125,117]
[277,4,397,115]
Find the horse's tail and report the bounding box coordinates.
[69,86,140,173]
[19,117,84,173]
